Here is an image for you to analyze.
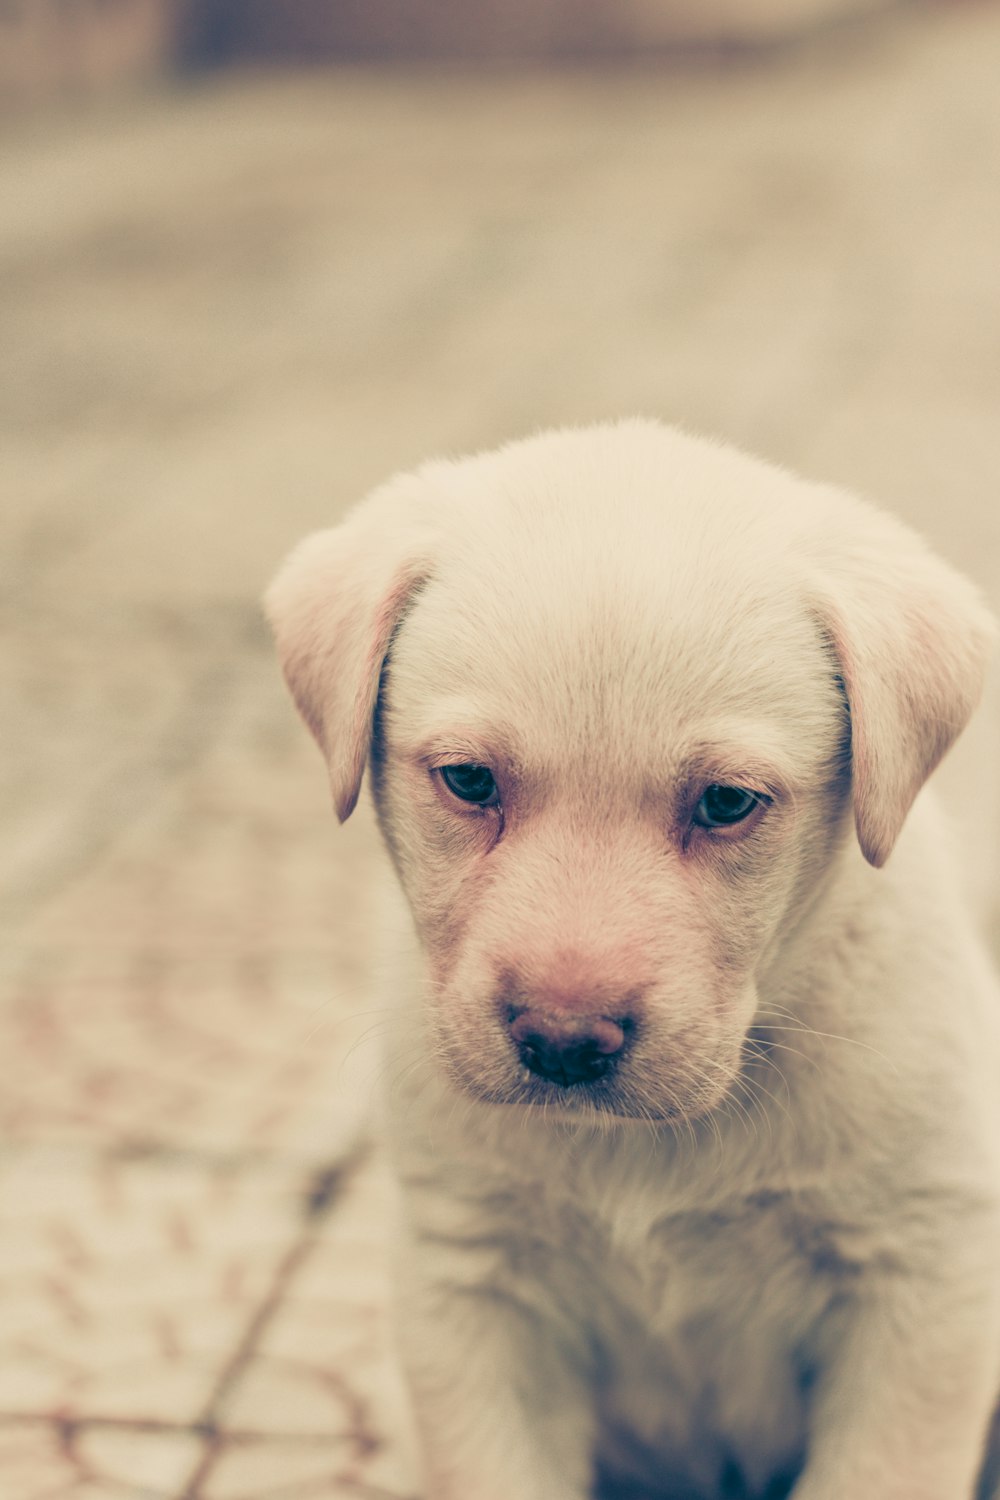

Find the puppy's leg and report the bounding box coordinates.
[396,1244,595,1500]
[792,1273,1000,1500]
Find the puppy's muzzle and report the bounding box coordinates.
[507,1007,631,1087]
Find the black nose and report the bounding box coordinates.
[508,1010,628,1087]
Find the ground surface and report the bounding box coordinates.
[3,4,1000,1495]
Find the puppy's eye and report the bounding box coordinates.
[440,763,500,807]
[693,784,760,828]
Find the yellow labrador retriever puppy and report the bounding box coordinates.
[267,421,1000,1500]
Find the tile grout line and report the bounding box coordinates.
[173,1141,370,1500]
[0,1411,358,1443]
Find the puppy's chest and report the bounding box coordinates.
[561,1190,857,1492]
[601,1185,858,1328]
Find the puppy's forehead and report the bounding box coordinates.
[386,426,843,781]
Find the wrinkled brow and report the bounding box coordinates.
[676,742,796,800]
[394,706,524,769]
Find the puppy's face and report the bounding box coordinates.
[267,423,995,1123]
[372,509,849,1121]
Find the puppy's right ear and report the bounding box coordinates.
[264,491,430,822]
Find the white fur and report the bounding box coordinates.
[267,421,1000,1500]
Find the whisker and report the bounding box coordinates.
[754,1012,899,1073]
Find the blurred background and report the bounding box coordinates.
[3,2,1000,1496]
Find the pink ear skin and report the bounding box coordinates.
[264,526,426,823]
[817,555,997,869]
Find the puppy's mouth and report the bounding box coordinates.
[447,1050,735,1124]
[469,1073,656,1121]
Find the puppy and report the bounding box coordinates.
[266,421,1000,1500]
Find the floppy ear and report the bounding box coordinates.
[264,487,430,822]
[809,495,997,868]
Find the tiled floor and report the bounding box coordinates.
[3,3,1000,1494]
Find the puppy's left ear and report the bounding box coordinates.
[810,493,997,868]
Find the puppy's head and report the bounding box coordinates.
[266,422,995,1122]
